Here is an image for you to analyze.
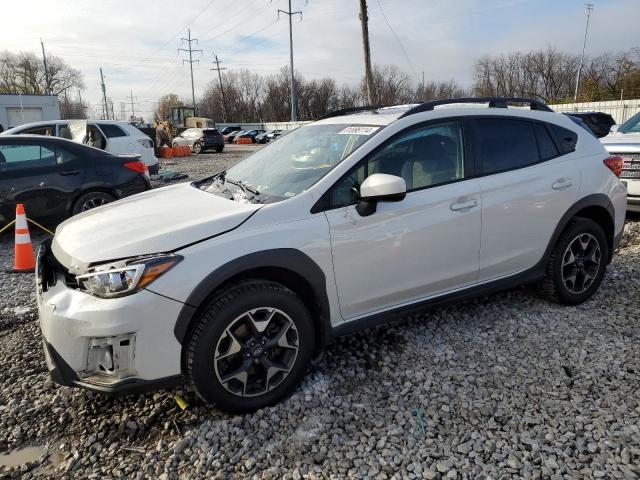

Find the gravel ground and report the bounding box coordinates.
[0,160,639,478]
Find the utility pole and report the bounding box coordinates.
[77,89,84,118]
[573,3,593,102]
[99,68,109,119]
[129,90,138,119]
[211,54,228,122]
[40,39,50,95]
[179,29,203,114]
[277,1,302,121]
[359,0,376,106]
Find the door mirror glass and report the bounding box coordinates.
[356,174,406,216]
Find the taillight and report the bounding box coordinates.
[603,156,624,178]
[124,161,148,175]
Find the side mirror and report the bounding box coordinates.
[610,124,619,133]
[356,174,406,217]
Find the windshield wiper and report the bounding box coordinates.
[226,178,261,197]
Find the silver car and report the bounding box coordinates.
[601,112,640,212]
[172,128,224,154]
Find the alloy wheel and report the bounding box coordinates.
[214,307,299,397]
[81,196,110,211]
[561,233,601,294]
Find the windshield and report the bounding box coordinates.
[221,123,380,200]
[619,112,640,134]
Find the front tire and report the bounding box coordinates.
[192,142,202,154]
[539,218,608,305]
[185,280,314,412]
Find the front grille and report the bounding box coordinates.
[612,152,640,180]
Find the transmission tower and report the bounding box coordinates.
[277,1,303,122]
[179,29,203,113]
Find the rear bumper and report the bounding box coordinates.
[148,162,160,175]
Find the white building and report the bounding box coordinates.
[0,94,61,131]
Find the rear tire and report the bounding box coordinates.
[71,191,115,215]
[185,280,314,412]
[215,146,224,153]
[538,218,608,305]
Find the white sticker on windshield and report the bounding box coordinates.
[338,126,379,136]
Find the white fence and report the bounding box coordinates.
[549,99,640,124]
[215,121,310,131]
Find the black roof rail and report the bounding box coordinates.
[398,97,553,119]
[318,105,383,120]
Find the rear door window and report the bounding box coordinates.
[471,118,539,175]
[0,144,56,169]
[533,123,559,160]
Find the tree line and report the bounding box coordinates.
[2,46,639,124]
[161,47,640,123]
[473,47,640,103]
[0,50,86,119]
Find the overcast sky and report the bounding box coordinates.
[2,0,639,121]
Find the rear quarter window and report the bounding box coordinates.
[550,124,578,155]
[98,124,128,138]
[533,123,559,160]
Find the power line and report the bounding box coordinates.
[138,0,215,65]
[277,0,304,122]
[375,0,420,83]
[179,28,203,112]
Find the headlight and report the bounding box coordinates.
[76,255,182,298]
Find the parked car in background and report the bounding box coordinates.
[220,126,241,136]
[0,135,150,226]
[256,129,283,144]
[563,112,616,138]
[1,119,159,174]
[172,128,224,154]
[601,111,640,212]
[235,129,266,143]
[224,128,243,143]
[38,98,626,412]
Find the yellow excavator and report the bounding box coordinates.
[153,107,215,145]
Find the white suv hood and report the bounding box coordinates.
[53,183,261,271]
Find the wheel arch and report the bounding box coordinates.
[546,194,616,264]
[174,249,332,352]
[69,187,117,214]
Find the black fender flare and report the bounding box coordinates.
[540,193,615,264]
[173,248,332,346]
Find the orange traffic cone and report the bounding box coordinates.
[10,204,35,273]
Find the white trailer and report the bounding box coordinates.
[0,94,61,131]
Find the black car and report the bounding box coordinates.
[562,112,616,138]
[236,129,266,143]
[0,135,151,227]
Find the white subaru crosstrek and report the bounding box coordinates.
[37,98,627,412]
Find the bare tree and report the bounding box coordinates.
[154,93,185,120]
[0,51,83,96]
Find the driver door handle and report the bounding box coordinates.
[59,169,81,176]
[450,199,478,211]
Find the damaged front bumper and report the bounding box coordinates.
[36,239,183,395]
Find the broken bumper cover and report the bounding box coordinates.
[43,340,181,394]
[37,239,184,395]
